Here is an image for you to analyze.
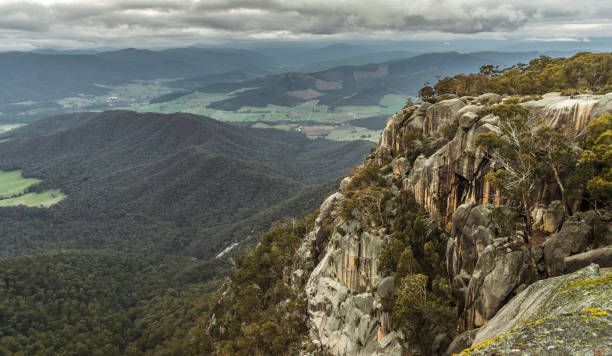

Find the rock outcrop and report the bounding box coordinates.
[376,93,612,222]
[542,210,598,277]
[299,93,612,355]
[470,264,611,346]
[302,191,403,355]
[446,202,541,330]
[459,310,611,355]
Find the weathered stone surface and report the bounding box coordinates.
[463,245,536,328]
[460,311,612,356]
[376,95,612,227]
[447,202,543,329]
[523,94,612,137]
[305,213,402,354]
[448,203,495,283]
[391,156,409,177]
[458,111,478,129]
[339,176,353,191]
[423,98,466,137]
[543,211,596,276]
[475,93,501,104]
[302,93,612,355]
[542,200,564,233]
[472,264,611,346]
[564,247,612,273]
[445,328,479,356]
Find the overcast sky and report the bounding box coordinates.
[0,0,611,50]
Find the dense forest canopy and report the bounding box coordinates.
[421,52,612,98]
[0,251,231,355]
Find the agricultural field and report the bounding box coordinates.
[326,126,381,142]
[127,91,409,124]
[127,91,409,141]
[0,170,65,207]
[50,80,410,142]
[57,79,179,112]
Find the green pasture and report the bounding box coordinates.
[0,170,65,207]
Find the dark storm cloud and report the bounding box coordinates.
[0,0,611,49]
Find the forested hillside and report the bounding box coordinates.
[0,111,371,259]
[0,251,231,355]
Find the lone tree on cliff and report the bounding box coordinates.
[476,103,541,240]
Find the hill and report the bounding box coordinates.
[182,51,545,111]
[0,111,372,259]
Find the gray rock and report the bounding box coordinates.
[564,247,612,273]
[461,312,612,356]
[423,98,466,137]
[543,212,594,276]
[458,112,479,129]
[339,176,353,191]
[477,251,526,321]
[542,200,564,233]
[475,93,501,104]
[472,264,610,346]
[374,276,394,299]
[445,329,479,355]
[391,156,409,177]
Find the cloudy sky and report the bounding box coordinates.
[0,0,611,50]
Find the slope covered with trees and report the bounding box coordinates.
[0,111,371,259]
[0,251,230,355]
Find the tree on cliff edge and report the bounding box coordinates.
[476,103,540,240]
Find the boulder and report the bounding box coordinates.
[423,98,465,137]
[542,200,564,233]
[564,247,612,273]
[391,156,409,178]
[461,311,612,355]
[445,328,479,355]
[471,264,611,346]
[475,93,501,104]
[543,211,596,276]
[447,203,494,283]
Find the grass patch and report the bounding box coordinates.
[0,170,40,198]
[0,170,65,207]
[0,189,65,208]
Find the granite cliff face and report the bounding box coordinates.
[295,92,612,355]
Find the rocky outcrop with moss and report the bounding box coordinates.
[471,264,611,345]
[458,265,611,355]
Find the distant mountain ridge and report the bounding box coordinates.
[188,51,546,111]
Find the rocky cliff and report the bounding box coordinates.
[206,92,612,355]
[296,92,612,355]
